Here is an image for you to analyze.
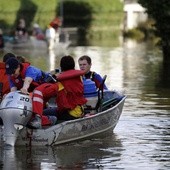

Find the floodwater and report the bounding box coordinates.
[0,40,170,170]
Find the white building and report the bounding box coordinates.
[123,0,147,30]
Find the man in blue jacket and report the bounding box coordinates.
[78,55,108,90]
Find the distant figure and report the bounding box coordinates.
[50,17,61,30]
[0,28,4,49]
[32,23,45,40]
[45,25,56,50]
[50,17,61,43]
[15,18,28,42]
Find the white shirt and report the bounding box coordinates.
[45,27,55,39]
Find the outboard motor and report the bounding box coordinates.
[0,91,32,146]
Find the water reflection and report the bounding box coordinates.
[48,50,55,71]
[0,134,122,169]
[0,146,16,170]
[53,134,122,169]
[0,41,170,169]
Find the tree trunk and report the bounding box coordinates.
[162,46,170,62]
[162,45,170,85]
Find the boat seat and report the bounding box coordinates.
[84,75,107,114]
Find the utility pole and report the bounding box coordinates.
[59,0,63,27]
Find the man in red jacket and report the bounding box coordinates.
[0,62,10,100]
[29,55,87,129]
[0,53,16,100]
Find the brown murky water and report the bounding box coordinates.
[0,40,170,169]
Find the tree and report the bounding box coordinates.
[138,0,170,64]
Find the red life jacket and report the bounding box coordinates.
[20,62,30,79]
[10,63,42,92]
[56,70,87,111]
[0,62,10,95]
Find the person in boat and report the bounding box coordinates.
[5,53,50,94]
[32,23,45,40]
[0,53,15,100]
[78,55,108,90]
[0,53,29,101]
[15,18,28,42]
[0,53,17,124]
[28,55,87,129]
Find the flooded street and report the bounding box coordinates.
[0,41,170,169]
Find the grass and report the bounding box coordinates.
[0,0,124,45]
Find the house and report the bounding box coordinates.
[123,0,147,30]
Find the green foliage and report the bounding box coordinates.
[57,0,93,27]
[124,19,158,42]
[138,0,170,62]
[138,0,170,43]
[124,29,145,41]
[0,0,123,45]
